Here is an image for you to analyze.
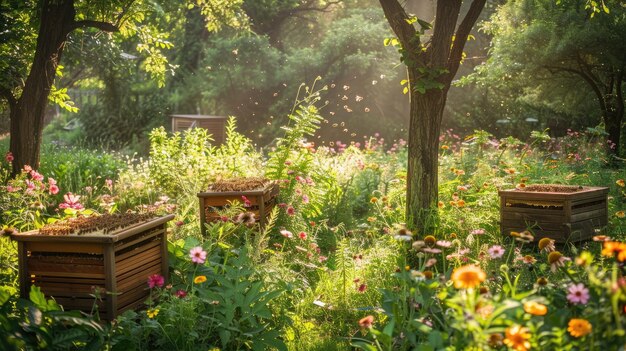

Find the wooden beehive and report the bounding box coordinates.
[198,182,279,236]
[499,185,608,243]
[170,114,227,145]
[11,214,174,320]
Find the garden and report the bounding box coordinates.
[1,0,626,350]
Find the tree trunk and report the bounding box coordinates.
[605,109,623,155]
[406,69,447,233]
[10,0,74,175]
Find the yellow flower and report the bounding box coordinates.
[504,325,531,351]
[147,308,160,319]
[370,197,378,203]
[194,275,207,284]
[441,145,449,150]
[367,216,376,222]
[616,211,625,218]
[616,179,625,187]
[536,277,548,286]
[451,264,486,289]
[523,301,548,316]
[568,318,592,338]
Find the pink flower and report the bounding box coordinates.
[5,152,13,163]
[25,180,35,190]
[471,228,486,235]
[241,195,251,207]
[287,206,295,216]
[59,193,84,210]
[298,231,308,240]
[436,240,452,248]
[280,229,293,239]
[357,283,367,293]
[319,255,328,263]
[48,184,59,195]
[6,185,18,193]
[487,245,505,259]
[189,246,207,264]
[147,274,165,289]
[105,178,113,189]
[302,194,309,204]
[175,220,184,227]
[567,283,590,305]
[175,289,187,298]
[29,170,43,181]
[48,177,57,185]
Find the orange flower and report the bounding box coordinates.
[568,318,592,338]
[193,275,207,284]
[358,315,374,329]
[602,241,626,258]
[437,201,445,208]
[616,211,625,218]
[616,179,625,187]
[504,325,531,351]
[370,197,378,203]
[456,199,466,207]
[523,301,548,316]
[441,145,449,150]
[451,265,486,289]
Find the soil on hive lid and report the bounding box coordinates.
[38,213,156,236]
[517,184,584,193]
[207,177,272,192]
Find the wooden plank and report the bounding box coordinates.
[116,246,161,274]
[29,270,105,279]
[501,211,566,222]
[103,244,117,321]
[34,276,105,285]
[116,239,161,262]
[571,209,608,222]
[53,296,105,311]
[25,241,104,254]
[116,260,161,283]
[114,229,163,252]
[572,201,607,214]
[501,206,564,215]
[28,261,105,275]
[160,231,169,284]
[112,215,173,242]
[18,242,28,299]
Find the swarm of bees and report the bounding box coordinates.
[38,213,154,236]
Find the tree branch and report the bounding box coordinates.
[378,0,418,50]
[69,20,119,33]
[447,0,487,78]
[544,65,607,113]
[430,1,461,65]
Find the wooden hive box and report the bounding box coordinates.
[10,214,174,320]
[170,114,227,145]
[198,182,279,236]
[499,185,608,243]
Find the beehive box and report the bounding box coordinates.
[11,214,174,320]
[170,114,227,145]
[499,185,608,243]
[198,181,279,236]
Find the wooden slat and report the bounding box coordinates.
[25,242,104,254]
[116,248,161,276]
[116,259,161,284]
[114,229,163,252]
[54,297,105,311]
[572,201,607,214]
[28,261,105,275]
[116,239,161,262]
[34,276,105,285]
[501,211,566,222]
[570,209,608,222]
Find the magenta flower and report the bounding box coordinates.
[29,170,43,181]
[189,246,207,264]
[175,289,187,298]
[5,151,13,163]
[567,283,590,305]
[487,245,505,259]
[298,231,308,240]
[241,195,251,207]
[286,206,295,216]
[147,274,165,289]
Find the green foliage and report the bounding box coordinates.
[0,286,106,350]
[113,242,287,351]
